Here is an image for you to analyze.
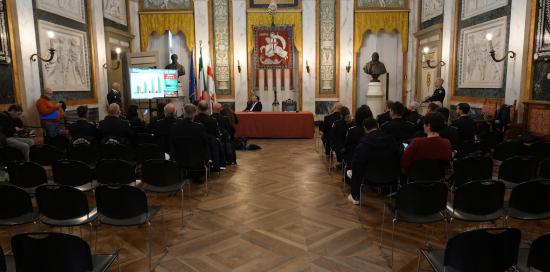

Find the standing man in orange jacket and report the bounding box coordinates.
[36,87,64,138]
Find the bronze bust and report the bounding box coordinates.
[363,52,387,82]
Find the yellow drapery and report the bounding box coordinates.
[139,12,195,51]
[246,12,302,54]
[354,11,409,53]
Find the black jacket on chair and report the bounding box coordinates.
[152,117,177,154]
[332,120,352,161]
[343,126,365,165]
[244,101,262,112]
[170,118,209,168]
[451,115,477,143]
[98,116,133,143]
[194,113,220,138]
[381,118,416,143]
[69,120,98,142]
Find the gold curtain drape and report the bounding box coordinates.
[354,11,409,54]
[139,12,195,51]
[246,12,302,54]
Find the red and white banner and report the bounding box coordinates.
[254,25,294,69]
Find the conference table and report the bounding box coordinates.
[235,112,315,139]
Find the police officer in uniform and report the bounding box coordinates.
[424,78,446,103]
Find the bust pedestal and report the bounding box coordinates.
[366,82,384,116]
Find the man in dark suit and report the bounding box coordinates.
[377,100,394,126]
[452,102,476,143]
[437,107,460,150]
[195,101,220,137]
[98,103,133,144]
[152,103,177,154]
[244,95,262,112]
[107,82,122,107]
[381,101,415,143]
[321,102,342,155]
[424,78,446,103]
[211,102,230,136]
[68,105,98,143]
[148,102,166,132]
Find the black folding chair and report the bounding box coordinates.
[68,143,99,167]
[493,140,522,162]
[452,155,493,188]
[419,228,521,272]
[100,143,135,162]
[7,161,48,195]
[53,160,97,191]
[10,232,118,272]
[135,133,157,145]
[507,179,550,222]
[36,185,97,243]
[381,181,448,267]
[408,160,448,183]
[360,157,400,208]
[0,184,39,227]
[95,159,137,186]
[447,180,505,225]
[46,135,70,153]
[95,185,159,271]
[142,159,187,225]
[173,140,211,194]
[136,143,165,164]
[29,144,64,167]
[518,232,550,272]
[498,156,538,187]
[0,146,25,166]
[539,157,550,179]
[525,141,550,163]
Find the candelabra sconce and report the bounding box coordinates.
[485,33,516,63]
[346,61,351,73]
[306,60,310,74]
[30,31,56,63]
[237,60,242,73]
[422,47,446,69]
[103,47,121,70]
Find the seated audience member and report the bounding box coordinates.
[220,104,239,140]
[0,105,34,161]
[153,103,177,154]
[244,95,262,112]
[98,103,133,144]
[427,102,440,113]
[36,87,64,138]
[405,101,423,127]
[381,101,415,143]
[436,107,459,150]
[377,100,394,126]
[195,101,219,137]
[126,105,147,133]
[331,106,352,163]
[348,118,402,205]
[343,105,373,166]
[212,103,236,165]
[148,102,166,132]
[211,103,230,135]
[322,102,342,155]
[68,105,98,143]
[400,112,452,175]
[451,102,476,143]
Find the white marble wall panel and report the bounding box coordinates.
[440,0,456,106]
[302,0,316,113]
[92,0,109,118]
[232,0,248,111]
[130,0,140,53]
[194,0,211,66]
[339,0,354,108]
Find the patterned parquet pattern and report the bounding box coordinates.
[1,139,549,271]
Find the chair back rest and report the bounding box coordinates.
[540,157,550,179]
[526,142,550,163]
[100,142,135,161]
[136,143,164,163]
[95,185,148,219]
[11,232,93,272]
[135,133,157,145]
[8,161,47,189]
[453,156,493,187]
[52,160,92,187]
[173,138,208,168]
[363,156,400,186]
[36,185,89,220]
[68,144,99,165]
[498,156,538,184]
[493,140,521,161]
[453,180,505,216]
[95,159,136,185]
[396,181,448,216]
[29,144,64,166]
[0,245,5,272]
[509,179,550,214]
[0,146,25,166]
[45,135,70,153]
[444,228,521,271]
[528,232,550,271]
[142,159,181,187]
[409,160,447,182]
[0,185,33,220]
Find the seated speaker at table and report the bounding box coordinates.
[243,95,262,112]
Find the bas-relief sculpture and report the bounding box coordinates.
[458,16,507,89]
[421,0,443,22]
[363,52,387,82]
[36,0,86,23]
[38,20,91,92]
[141,0,191,10]
[357,0,404,9]
[533,0,550,100]
[103,0,127,26]
[462,0,508,20]
[213,0,230,95]
[319,0,336,94]
[0,0,10,64]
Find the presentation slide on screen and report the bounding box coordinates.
[129,68,179,99]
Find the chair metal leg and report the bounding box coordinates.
[88,222,94,252]
[391,218,396,269]
[380,204,387,246]
[359,184,364,209]
[180,188,185,226]
[147,221,152,272]
[204,166,209,195]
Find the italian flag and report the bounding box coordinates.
[198,48,216,102]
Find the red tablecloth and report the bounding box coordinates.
[235,112,315,139]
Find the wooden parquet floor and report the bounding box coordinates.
[2,139,549,271]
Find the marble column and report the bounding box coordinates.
[406,0,418,104]
[301,0,316,113]
[91,0,109,118]
[129,0,140,53]
[338,0,354,108]
[194,0,211,69]
[232,0,248,111]
[440,0,456,107]
[10,0,41,126]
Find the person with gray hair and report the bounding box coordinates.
[405,101,423,127]
[152,103,177,154]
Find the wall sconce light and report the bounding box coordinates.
[237,60,241,73]
[306,60,310,74]
[346,61,351,73]
[485,33,516,62]
[103,47,121,70]
[30,31,56,62]
[422,46,446,69]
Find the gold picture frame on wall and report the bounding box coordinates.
[248,0,300,10]
[139,0,193,11]
[355,0,408,10]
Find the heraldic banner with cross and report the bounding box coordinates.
[254,25,294,69]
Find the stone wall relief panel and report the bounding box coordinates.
[36,0,86,23]
[421,0,443,22]
[103,0,127,26]
[213,0,231,96]
[318,0,336,96]
[462,0,508,20]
